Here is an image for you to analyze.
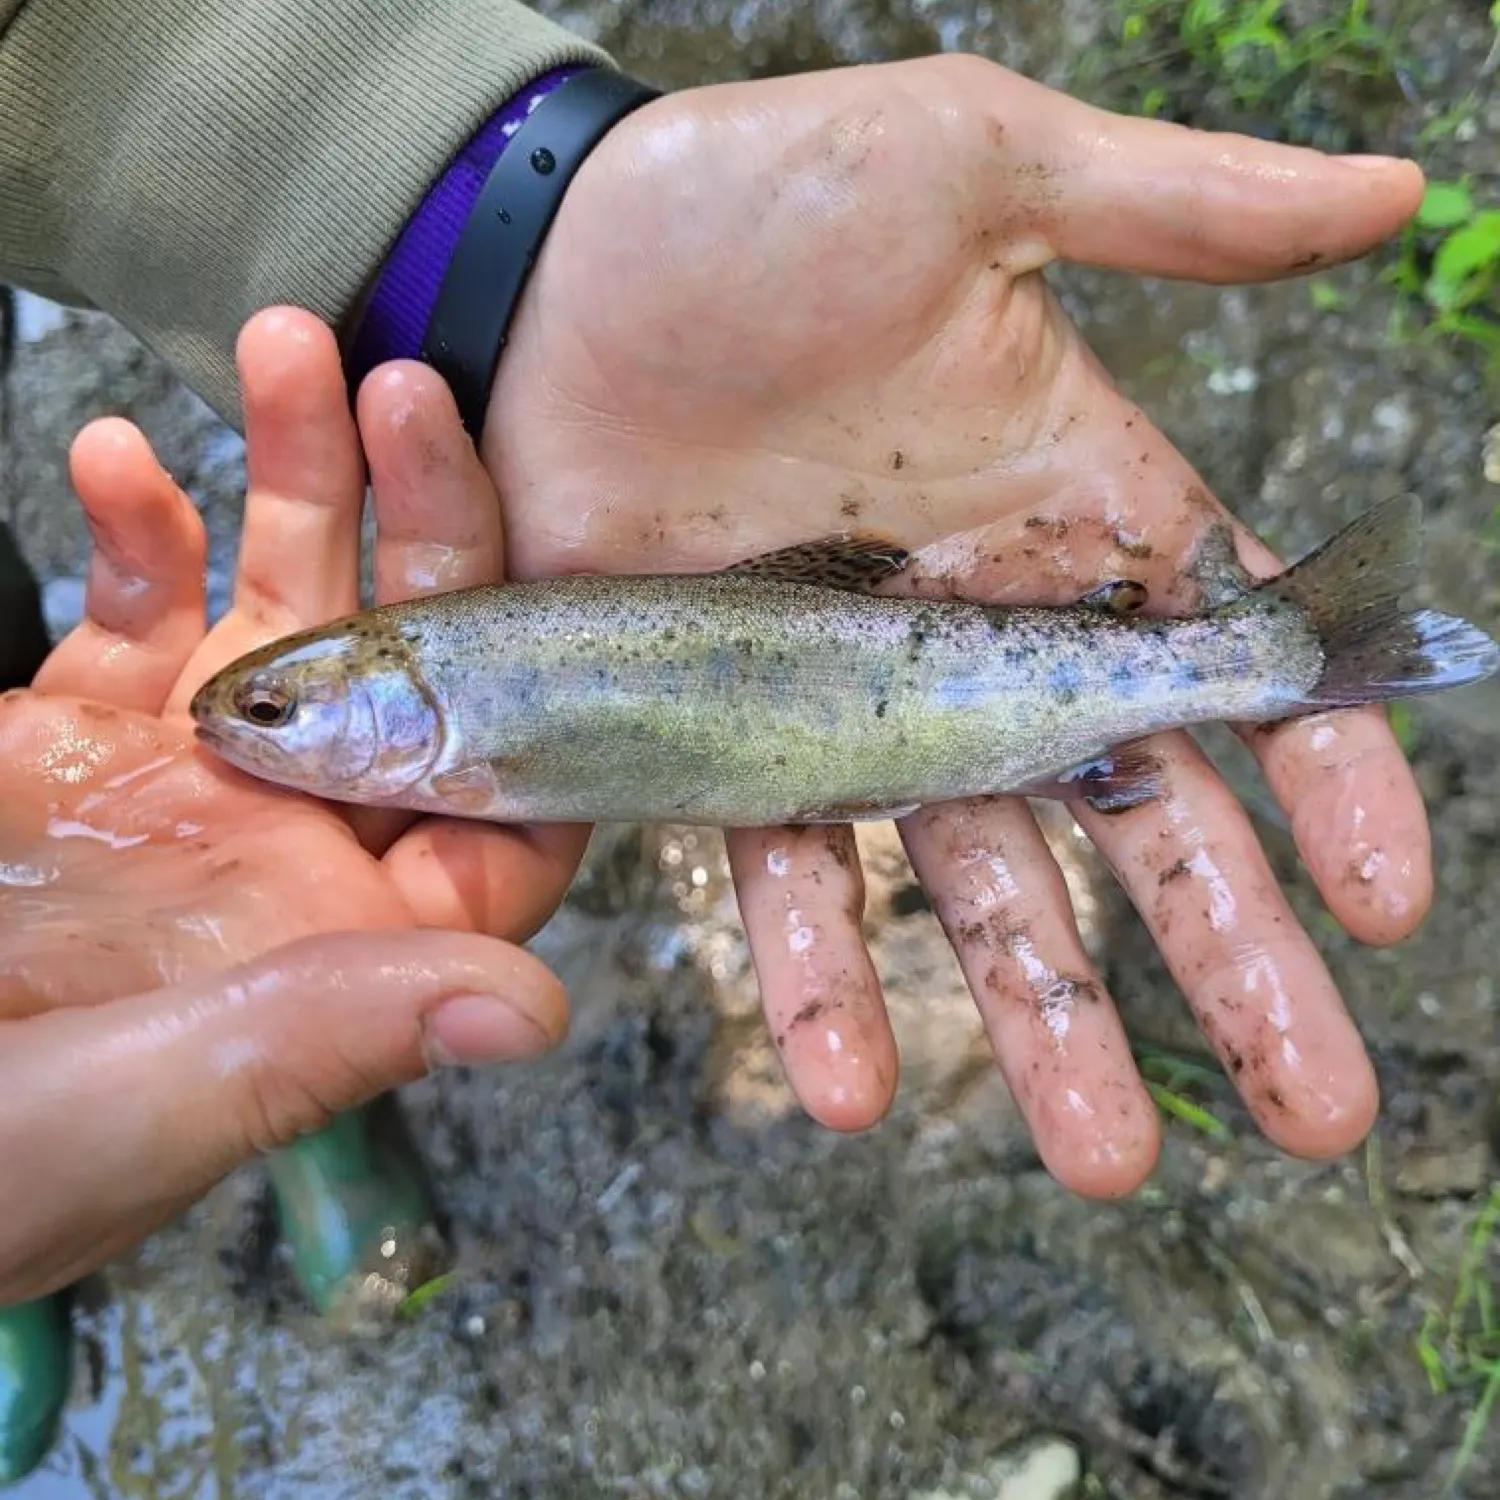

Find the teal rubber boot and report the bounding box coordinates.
[267,1095,449,1329]
[0,1294,71,1485]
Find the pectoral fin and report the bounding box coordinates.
[1078,580,1150,615]
[721,533,911,594]
[1015,744,1163,814]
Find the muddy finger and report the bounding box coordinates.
[901,795,1161,1196]
[725,823,898,1132]
[1074,729,1378,1158]
[977,399,1437,951]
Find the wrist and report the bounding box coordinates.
[420,69,661,437]
[344,64,590,391]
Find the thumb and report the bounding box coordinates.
[984,67,1424,282]
[0,930,567,1304]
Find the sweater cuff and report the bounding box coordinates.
[345,63,589,389]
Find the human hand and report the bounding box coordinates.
[0,309,577,1306]
[479,56,1432,1190]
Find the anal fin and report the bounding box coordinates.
[721,533,911,594]
[1015,743,1164,814]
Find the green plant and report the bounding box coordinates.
[397,1270,459,1319]
[1132,1041,1232,1139]
[1386,178,1500,379]
[1387,701,1418,754]
[1416,1182,1500,1494]
[1083,0,1412,130]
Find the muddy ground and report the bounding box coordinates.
[2,1,1499,1497]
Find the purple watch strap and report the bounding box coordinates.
[345,64,588,389]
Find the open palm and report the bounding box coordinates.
[0,695,409,1006]
[485,56,1432,1187]
[0,311,571,1304]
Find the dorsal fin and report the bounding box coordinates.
[720,533,911,594]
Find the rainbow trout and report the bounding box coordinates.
[190,497,1499,825]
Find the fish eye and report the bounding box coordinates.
[236,681,297,729]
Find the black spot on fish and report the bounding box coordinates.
[875,698,889,719]
[706,648,739,688]
[1173,658,1207,688]
[1048,658,1083,702]
[1109,661,1142,698]
[506,665,545,712]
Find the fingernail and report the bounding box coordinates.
[1335,154,1409,172]
[421,993,557,1068]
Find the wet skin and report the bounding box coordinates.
[0,58,1441,1297]
[0,314,569,1305]
[478,56,1430,1186]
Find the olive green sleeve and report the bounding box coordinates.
[0,0,611,426]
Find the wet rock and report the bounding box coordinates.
[1483,423,1500,486]
[911,1435,1083,1500]
[1393,1144,1491,1200]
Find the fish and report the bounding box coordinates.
[188,496,1500,827]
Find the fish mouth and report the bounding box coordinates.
[192,719,253,772]
[191,716,284,778]
[193,721,228,754]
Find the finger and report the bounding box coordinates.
[1074,731,1379,1159]
[957,391,1434,945]
[33,419,206,715]
[1245,708,1431,945]
[1157,507,1430,946]
[349,360,507,853]
[229,306,366,633]
[900,797,1161,1196]
[981,66,1424,281]
[725,824,898,1131]
[0,929,568,1304]
[358,361,506,604]
[1175,512,1433,943]
[384,820,591,944]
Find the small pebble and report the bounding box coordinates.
[1482,423,1500,486]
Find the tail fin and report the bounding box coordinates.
[1254,495,1500,708]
